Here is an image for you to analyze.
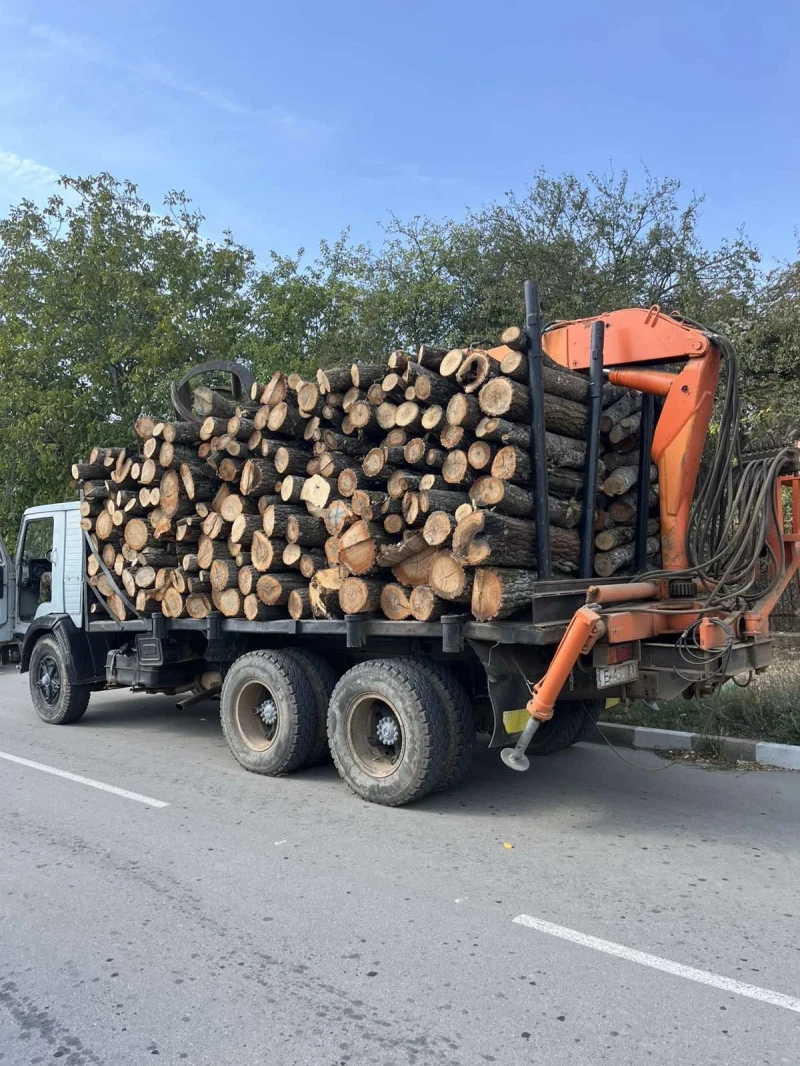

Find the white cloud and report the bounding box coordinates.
[0,148,59,189]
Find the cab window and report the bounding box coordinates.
[18,517,54,621]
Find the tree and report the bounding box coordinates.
[0,174,255,537]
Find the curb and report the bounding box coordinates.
[586,722,800,770]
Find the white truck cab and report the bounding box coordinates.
[0,500,84,659]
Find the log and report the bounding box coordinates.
[210,559,239,592]
[391,546,437,587]
[134,415,156,440]
[296,382,321,416]
[219,494,255,523]
[405,362,459,404]
[197,537,232,569]
[395,401,423,432]
[603,464,657,497]
[439,348,466,377]
[243,595,281,621]
[403,437,427,467]
[279,475,306,505]
[339,576,386,614]
[469,477,581,527]
[256,573,307,606]
[380,583,412,620]
[416,345,449,371]
[387,470,422,499]
[237,564,261,595]
[471,567,538,621]
[376,530,428,568]
[300,474,336,510]
[441,450,472,486]
[609,412,641,445]
[185,593,212,619]
[466,440,494,471]
[452,509,580,568]
[251,532,287,572]
[308,575,345,619]
[240,458,278,497]
[325,499,357,536]
[124,518,149,551]
[285,513,327,547]
[273,446,311,476]
[230,514,264,546]
[456,351,500,394]
[338,520,388,575]
[214,588,241,617]
[287,587,311,620]
[217,457,244,483]
[420,405,444,432]
[429,551,474,603]
[408,586,448,622]
[317,366,352,395]
[599,391,641,432]
[261,504,298,539]
[384,514,404,535]
[422,510,454,547]
[477,419,589,469]
[594,537,659,577]
[299,550,326,578]
[445,392,482,429]
[350,363,386,390]
[267,402,305,437]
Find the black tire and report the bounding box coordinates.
[528,699,602,756]
[407,658,476,792]
[220,650,318,775]
[283,648,338,766]
[327,658,448,806]
[29,635,90,725]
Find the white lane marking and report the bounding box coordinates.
[513,914,800,1014]
[0,751,169,808]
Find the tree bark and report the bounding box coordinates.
[453,509,580,568]
[599,391,641,432]
[594,537,658,577]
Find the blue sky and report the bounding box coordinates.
[0,0,797,266]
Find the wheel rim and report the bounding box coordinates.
[37,656,61,705]
[234,679,279,751]
[345,693,404,778]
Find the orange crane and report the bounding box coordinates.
[498,285,800,770]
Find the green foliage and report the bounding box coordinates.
[0,166,798,545]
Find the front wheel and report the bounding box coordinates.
[29,635,90,725]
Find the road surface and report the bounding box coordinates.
[1,662,798,1065]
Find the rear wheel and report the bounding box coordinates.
[29,635,90,725]
[283,648,337,765]
[327,658,448,806]
[220,650,317,775]
[407,658,476,791]
[528,699,602,756]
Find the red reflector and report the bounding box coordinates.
[608,642,634,665]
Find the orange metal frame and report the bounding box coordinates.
[505,308,800,724]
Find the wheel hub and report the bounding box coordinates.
[375,714,400,747]
[37,658,61,704]
[257,698,277,728]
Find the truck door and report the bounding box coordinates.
[14,514,57,636]
[0,532,14,647]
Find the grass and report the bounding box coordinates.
[605,653,800,747]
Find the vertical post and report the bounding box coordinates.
[524,281,552,578]
[579,321,604,577]
[634,392,656,571]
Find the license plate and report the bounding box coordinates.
[596,660,638,689]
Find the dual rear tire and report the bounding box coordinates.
[220,651,476,806]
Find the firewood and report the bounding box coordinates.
[471,567,538,621]
[420,405,444,432]
[210,559,239,592]
[134,415,156,440]
[317,366,352,395]
[603,465,656,497]
[405,362,459,405]
[422,510,454,547]
[456,351,500,393]
[255,573,307,606]
[285,513,327,547]
[287,587,311,619]
[452,510,580,568]
[609,412,641,445]
[439,348,466,377]
[213,588,241,617]
[429,551,474,603]
[594,537,658,577]
[439,423,470,450]
[251,532,287,572]
[409,585,448,621]
[338,520,389,575]
[391,546,437,587]
[599,391,641,432]
[469,477,581,527]
[445,392,482,429]
[379,582,413,621]
[339,576,387,614]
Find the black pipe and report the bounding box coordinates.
[523,280,552,578]
[634,392,656,571]
[579,321,605,577]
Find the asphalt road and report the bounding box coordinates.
[1,662,799,1066]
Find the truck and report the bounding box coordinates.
[2,282,799,805]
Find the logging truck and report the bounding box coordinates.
[4,282,799,804]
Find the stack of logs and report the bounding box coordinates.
[74,327,660,625]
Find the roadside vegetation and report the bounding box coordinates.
[606,653,800,746]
